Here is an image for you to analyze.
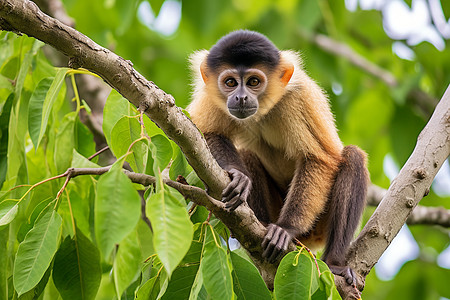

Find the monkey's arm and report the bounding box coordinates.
[262,155,337,262]
[204,133,252,210]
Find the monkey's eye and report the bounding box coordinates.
[247,77,260,87]
[225,78,238,87]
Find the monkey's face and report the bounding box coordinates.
[217,68,268,119]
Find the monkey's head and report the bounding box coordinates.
[199,30,295,120]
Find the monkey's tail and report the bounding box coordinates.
[322,145,369,265]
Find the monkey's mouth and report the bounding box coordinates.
[228,107,257,119]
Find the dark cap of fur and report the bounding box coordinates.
[207,30,280,71]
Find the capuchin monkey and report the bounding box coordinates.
[188,30,369,286]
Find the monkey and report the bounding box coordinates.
[187,30,369,286]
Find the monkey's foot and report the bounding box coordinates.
[261,224,292,263]
[328,265,357,287]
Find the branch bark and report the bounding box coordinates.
[367,184,450,227]
[339,85,450,298]
[301,30,439,117]
[0,0,277,283]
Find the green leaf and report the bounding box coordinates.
[274,250,317,300]
[0,228,7,300]
[146,134,173,176]
[142,113,165,137]
[113,229,141,298]
[35,68,68,149]
[135,276,158,300]
[71,149,101,169]
[312,260,341,300]
[161,264,200,300]
[161,241,203,300]
[95,157,141,259]
[0,200,18,226]
[110,116,147,173]
[52,227,101,300]
[169,146,192,180]
[18,263,52,300]
[54,111,77,173]
[146,189,193,277]
[188,263,204,300]
[230,251,272,299]
[103,89,133,147]
[28,77,53,149]
[74,118,96,160]
[14,40,43,104]
[200,225,234,300]
[13,205,62,297]
[0,93,14,188]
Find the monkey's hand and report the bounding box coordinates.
[261,224,293,263]
[222,168,251,211]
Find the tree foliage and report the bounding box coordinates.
[1,0,450,299]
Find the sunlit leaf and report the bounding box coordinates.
[274,250,318,300]
[200,225,233,300]
[231,251,271,299]
[0,200,18,227]
[95,157,141,259]
[113,229,141,298]
[169,146,192,180]
[110,116,147,173]
[28,77,53,149]
[54,111,77,173]
[103,89,133,147]
[13,205,62,297]
[146,189,193,277]
[146,134,172,176]
[36,68,68,149]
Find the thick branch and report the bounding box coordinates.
[340,85,450,298]
[0,0,274,281]
[0,0,228,195]
[367,184,450,227]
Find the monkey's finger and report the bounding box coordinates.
[263,226,283,261]
[261,224,276,249]
[222,169,245,199]
[241,183,251,202]
[225,195,243,211]
[268,230,288,263]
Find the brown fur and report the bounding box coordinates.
[188,47,368,263]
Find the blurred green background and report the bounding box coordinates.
[59,0,450,298]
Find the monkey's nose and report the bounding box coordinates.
[235,95,248,105]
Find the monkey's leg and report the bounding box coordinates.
[262,154,339,263]
[322,145,369,286]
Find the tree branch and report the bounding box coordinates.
[0,0,276,283]
[367,184,450,227]
[338,85,450,298]
[0,0,228,196]
[301,30,439,117]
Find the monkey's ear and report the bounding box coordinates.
[200,60,209,83]
[280,63,294,87]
